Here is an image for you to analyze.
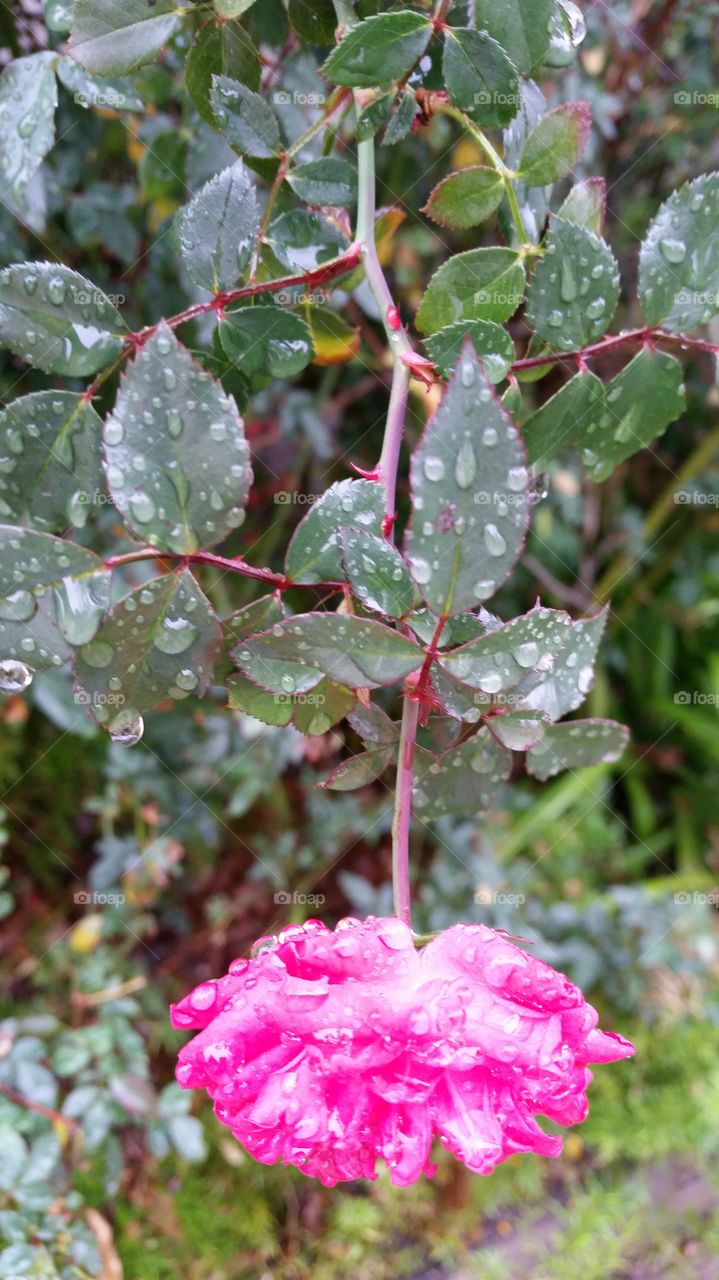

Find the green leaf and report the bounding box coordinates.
[638,172,719,330]
[413,727,511,819]
[437,605,571,690]
[580,349,686,482]
[347,700,399,745]
[186,21,260,127]
[517,101,591,186]
[416,248,525,332]
[356,93,394,142]
[288,0,337,44]
[341,529,419,618]
[0,262,125,376]
[75,571,221,727]
[526,717,629,780]
[69,0,188,75]
[424,319,515,383]
[211,75,280,158]
[285,479,386,583]
[288,159,358,207]
[178,162,259,292]
[0,392,104,533]
[423,166,505,229]
[293,677,356,735]
[430,663,496,721]
[234,613,423,693]
[323,746,394,790]
[266,210,349,272]
[322,12,432,88]
[557,177,606,235]
[0,526,110,649]
[522,371,605,467]
[103,323,252,553]
[227,672,294,725]
[214,0,257,14]
[486,708,547,750]
[518,609,607,720]
[382,90,419,145]
[0,53,57,203]
[219,304,313,378]
[525,218,620,351]
[442,28,520,127]
[56,57,144,112]
[473,0,553,74]
[404,348,531,614]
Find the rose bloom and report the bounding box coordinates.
[170,916,633,1186]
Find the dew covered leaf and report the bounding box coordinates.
[293,678,356,735]
[424,320,515,383]
[526,717,629,780]
[347,700,399,746]
[103,323,252,553]
[219,305,313,378]
[0,53,57,204]
[0,263,125,376]
[580,350,685,482]
[442,28,520,128]
[412,727,512,819]
[518,608,607,721]
[266,210,349,273]
[322,12,432,88]
[404,348,531,615]
[287,159,358,207]
[423,167,505,230]
[517,101,591,186]
[186,21,260,127]
[74,571,221,731]
[285,479,386,584]
[437,605,571,690]
[340,529,419,618]
[323,746,395,790]
[525,219,620,351]
[0,392,104,533]
[486,708,548,750]
[0,526,111,656]
[638,172,719,330]
[69,0,189,75]
[416,249,525,332]
[56,57,145,112]
[557,177,606,235]
[210,75,280,158]
[233,613,423,694]
[178,162,260,292]
[522,371,605,467]
[227,673,293,726]
[473,0,553,75]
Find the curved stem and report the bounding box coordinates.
[103,546,343,591]
[391,696,420,926]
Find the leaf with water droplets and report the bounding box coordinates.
[103,323,252,553]
[178,162,260,292]
[266,210,349,274]
[347,700,399,746]
[581,350,685,482]
[473,0,553,75]
[416,249,525,332]
[285,479,386,584]
[287,159,358,207]
[424,320,515,383]
[186,20,260,127]
[517,101,591,186]
[412,727,512,819]
[638,172,719,330]
[517,608,607,721]
[219,304,313,378]
[486,709,548,750]
[56,57,144,112]
[522,371,605,468]
[69,0,189,75]
[0,263,125,376]
[322,746,395,791]
[526,717,629,780]
[0,525,111,651]
[525,218,620,352]
[0,392,104,533]
[442,28,520,128]
[228,667,355,735]
[340,529,419,618]
[437,605,571,690]
[227,673,294,726]
[210,75,280,158]
[423,167,505,230]
[0,53,57,204]
[233,613,423,694]
[404,347,531,615]
[74,570,221,731]
[557,177,606,236]
[322,12,432,88]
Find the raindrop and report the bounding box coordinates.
[129,493,156,525]
[659,237,687,264]
[47,276,66,306]
[482,426,498,447]
[410,557,432,585]
[423,455,445,482]
[484,524,507,557]
[155,617,198,655]
[455,440,477,491]
[103,420,123,446]
[514,641,539,668]
[175,669,199,691]
[80,639,114,668]
[0,589,36,622]
[0,658,33,692]
[109,708,144,747]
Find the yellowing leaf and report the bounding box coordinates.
[305,305,360,365]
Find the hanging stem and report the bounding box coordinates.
[391,696,420,925]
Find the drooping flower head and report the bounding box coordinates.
[170,916,633,1186]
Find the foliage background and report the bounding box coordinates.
[1,0,719,1276]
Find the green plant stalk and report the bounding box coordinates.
[435,101,529,244]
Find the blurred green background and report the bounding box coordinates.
[2,1,719,1276]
